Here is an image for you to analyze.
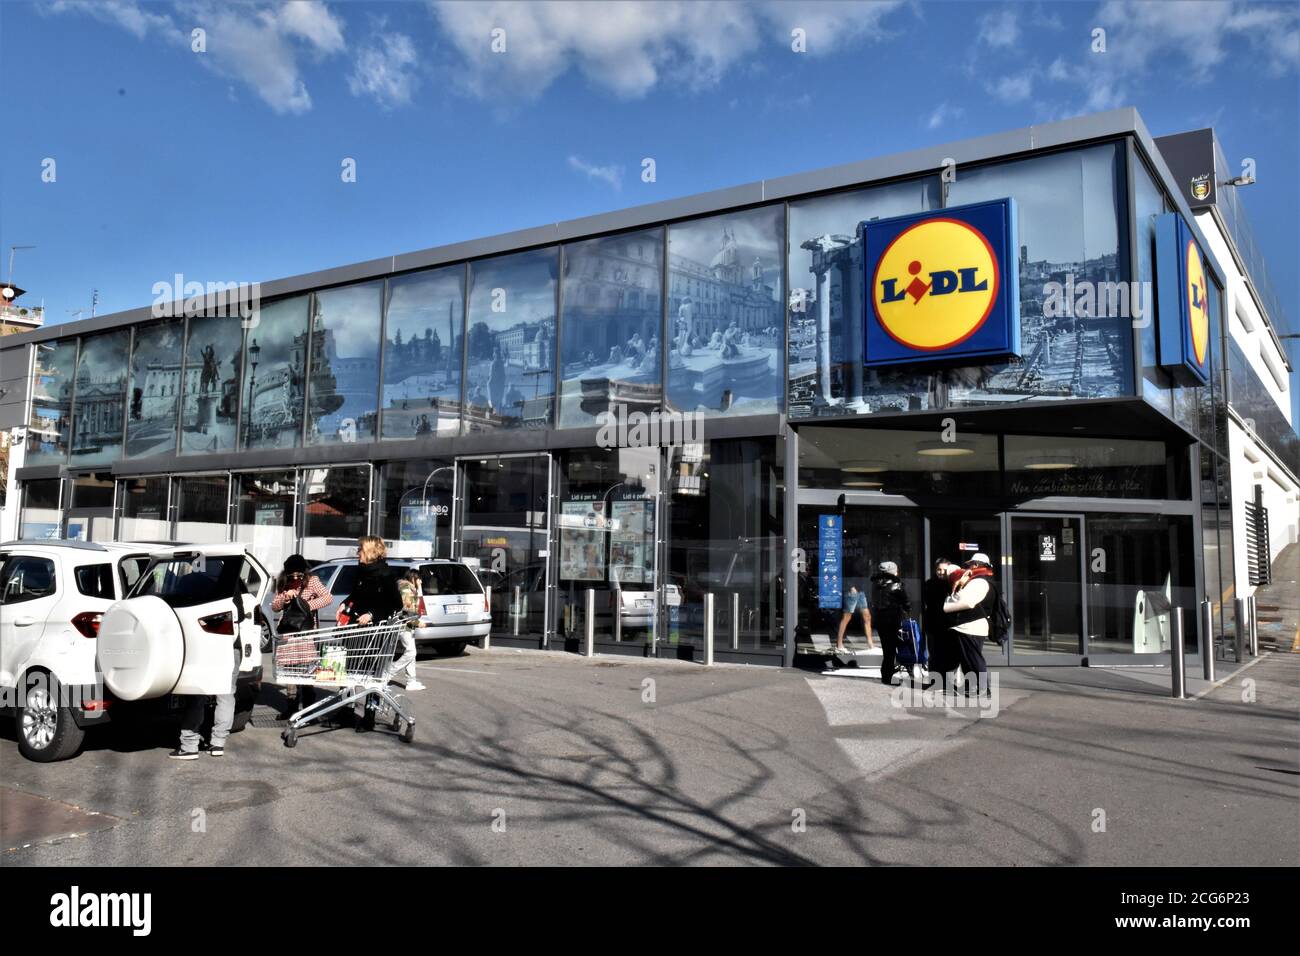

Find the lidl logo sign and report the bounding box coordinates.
[1155,213,1211,386]
[862,199,1019,368]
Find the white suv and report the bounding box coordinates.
[100,544,269,703]
[0,541,269,762]
[0,541,153,761]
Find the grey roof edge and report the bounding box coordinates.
[3,107,1149,350]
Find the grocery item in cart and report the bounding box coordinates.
[317,645,347,682]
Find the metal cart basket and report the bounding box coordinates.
[271,613,415,747]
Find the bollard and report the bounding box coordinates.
[731,593,740,651]
[703,593,714,666]
[614,587,622,643]
[1246,595,1258,656]
[1200,600,1215,682]
[512,585,521,636]
[584,588,595,658]
[483,586,492,650]
[1169,606,1186,699]
[1234,597,1247,663]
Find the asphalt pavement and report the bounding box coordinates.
[3,647,1296,866]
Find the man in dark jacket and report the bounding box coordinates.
[870,560,911,685]
[922,557,955,672]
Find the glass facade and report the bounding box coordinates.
[19,478,63,540]
[664,438,784,659]
[7,134,1263,668]
[119,475,170,541]
[788,177,941,415]
[180,312,243,455]
[668,206,784,417]
[175,474,229,544]
[241,295,309,450]
[126,320,184,459]
[26,340,78,465]
[308,282,383,445]
[464,249,558,432]
[69,330,130,467]
[376,458,454,557]
[559,229,664,429]
[855,144,1131,413]
[382,267,464,439]
[301,465,371,560]
[234,471,297,573]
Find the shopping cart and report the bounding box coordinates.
[271,613,416,748]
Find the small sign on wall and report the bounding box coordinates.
[1039,535,1057,562]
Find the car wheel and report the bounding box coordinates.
[259,623,273,654]
[17,674,86,763]
[436,641,467,657]
[400,722,415,744]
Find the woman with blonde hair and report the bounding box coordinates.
[342,535,404,731]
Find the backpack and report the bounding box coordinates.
[982,582,1011,646]
[279,594,317,634]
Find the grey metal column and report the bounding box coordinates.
[731,592,740,650]
[1200,600,1215,682]
[1169,607,1186,699]
[584,588,595,658]
[1246,595,1258,656]
[1234,597,1247,662]
[783,426,799,669]
[704,592,714,666]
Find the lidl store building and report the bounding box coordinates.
[2,108,1296,668]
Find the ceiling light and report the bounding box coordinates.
[916,440,975,457]
[843,479,883,489]
[1023,455,1078,471]
[842,458,888,473]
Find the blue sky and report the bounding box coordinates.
[2,1,1297,380]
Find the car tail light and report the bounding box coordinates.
[199,611,235,635]
[418,596,427,616]
[84,699,111,712]
[72,611,103,638]
[483,593,490,613]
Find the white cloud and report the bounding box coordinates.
[978,8,1020,48]
[49,0,349,114]
[349,32,420,109]
[926,101,963,130]
[48,0,175,39]
[426,0,905,100]
[989,71,1033,103]
[567,155,624,191]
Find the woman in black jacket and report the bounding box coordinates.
[345,535,404,625]
[345,535,404,731]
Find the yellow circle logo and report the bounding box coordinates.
[872,218,1000,351]
[1185,239,1209,366]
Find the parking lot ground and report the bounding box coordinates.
[2,647,1296,866]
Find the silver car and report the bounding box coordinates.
[307,558,491,656]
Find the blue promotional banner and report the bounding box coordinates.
[818,514,842,609]
[1154,212,1212,386]
[861,198,1019,368]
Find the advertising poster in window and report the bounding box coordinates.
[559,500,607,581]
[400,504,436,542]
[610,498,654,585]
[254,502,285,527]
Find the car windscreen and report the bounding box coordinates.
[419,563,481,596]
[131,555,247,608]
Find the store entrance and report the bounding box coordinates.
[454,454,552,648]
[925,511,1007,664]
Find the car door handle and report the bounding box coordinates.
[14,615,39,627]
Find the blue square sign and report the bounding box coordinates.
[861,198,1019,368]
